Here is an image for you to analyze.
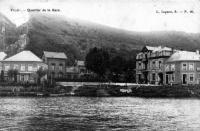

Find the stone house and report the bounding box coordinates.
[2,50,47,83]
[165,50,200,85]
[42,51,67,79]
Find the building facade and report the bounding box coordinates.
[42,51,67,79]
[66,60,93,79]
[136,46,173,84]
[136,46,200,85]
[2,50,47,83]
[165,50,200,85]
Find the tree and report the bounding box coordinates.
[85,47,110,81]
[36,67,47,85]
[7,69,19,82]
[109,56,126,82]
[123,59,136,83]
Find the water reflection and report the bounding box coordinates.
[0,97,200,130]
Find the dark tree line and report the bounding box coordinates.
[85,47,136,83]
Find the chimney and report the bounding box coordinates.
[196,50,199,55]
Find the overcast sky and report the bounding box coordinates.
[0,0,200,33]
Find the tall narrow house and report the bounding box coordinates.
[42,51,67,79]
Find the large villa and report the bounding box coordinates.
[136,46,200,85]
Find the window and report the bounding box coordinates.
[171,64,175,71]
[189,63,194,71]
[4,64,10,71]
[198,73,200,78]
[182,63,187,71]
[159,61,162,68]
[37,65,41,70]
[0,63,2,71]
[138,62,141,67]
[151,53,156,57]
[58,72,63,78]
[51,63,55,70]
[156,52,159,57]
[155,61,159,68]
[165,64,169,71]
[152,73,156,81]
[164,51,171,56]
[28,64,33,71]
[159,51,162,56]
[13,64,19,70]
[147,52,151,58]
[152,61,156,68]
[21,64,25,71]
[59,64,63,71]
[189,74,194,82]
[171,74,175,82]
[33,65,38,71]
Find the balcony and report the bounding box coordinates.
[149,51,172,58]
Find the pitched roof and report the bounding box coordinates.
[0,52,7,60]
[167,51,200,62]
[43,51,67,59]
[3,50,42,62]
[146,46,172,52]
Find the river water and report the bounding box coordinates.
[0,97,200,131]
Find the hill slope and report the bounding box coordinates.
[16,13,200,63]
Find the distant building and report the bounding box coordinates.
[66,60,92,79]
[2,50,47,82]
[76,60,89,75]
[136,46,174,84]
[165,50,200,84]
[66,66,79,79]
[42,51,67,79]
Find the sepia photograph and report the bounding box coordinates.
[0,0,200,130]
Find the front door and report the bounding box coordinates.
[159,73,163,85]
[182,74,187,84]
[138,74,142,83]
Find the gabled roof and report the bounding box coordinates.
[0,52,7,60]
[167,51,200,62]
[3,50,42,62]
[43,51,67,59]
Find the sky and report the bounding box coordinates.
[0,0,200,33]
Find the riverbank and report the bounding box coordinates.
[74,84,200,98]
[1,82,200,98]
